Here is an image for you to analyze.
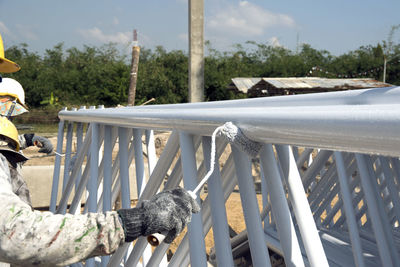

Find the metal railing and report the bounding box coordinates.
[51,86,400,267]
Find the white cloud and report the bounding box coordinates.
[0,21,10,35]
[15,24,38,40]
[207,1,295,37]
[77,27,130,44]
[269,36,282,47]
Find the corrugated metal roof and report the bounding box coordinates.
[231,78,261,93]
[259,77,391,90]
[230,77,392,93]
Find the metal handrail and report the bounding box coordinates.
[60,87,400,157]
[51,86,400,267]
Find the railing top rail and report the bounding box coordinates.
[116,86,399,109]
[59,86,400,157]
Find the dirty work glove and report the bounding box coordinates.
[24,134,53,154]
[117,188,201,243]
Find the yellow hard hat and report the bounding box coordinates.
[0,116,20,151]
[0,33,20,73]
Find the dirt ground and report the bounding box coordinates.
[168,192,264,256]
[22,133,263,258]
[22,135,58,166]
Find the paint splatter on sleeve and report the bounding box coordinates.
[0,155,125,266]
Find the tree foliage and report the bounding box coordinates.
[3,38,399,109]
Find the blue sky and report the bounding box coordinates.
[0,0,399,56]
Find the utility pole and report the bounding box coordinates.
[383,56,387,83]
[188,0,204,103]
[128,29,140,106]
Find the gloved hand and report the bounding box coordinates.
[117,188,201,243]
[24,133,54,154]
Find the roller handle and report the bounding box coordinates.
[146,190,198,246]
[147,232,166,246]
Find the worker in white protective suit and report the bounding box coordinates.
[0,33,200,266]
[0,77,54,154]
[0,117,200,266]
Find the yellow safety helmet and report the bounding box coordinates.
[0,33,20,73]
[0,116,20,151]
[0,78,28,109]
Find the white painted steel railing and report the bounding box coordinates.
[51,86,400,267]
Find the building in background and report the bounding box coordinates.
[228,77,393,97]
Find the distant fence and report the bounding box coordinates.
[52,86,400,267]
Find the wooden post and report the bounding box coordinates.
[128,29,140,106]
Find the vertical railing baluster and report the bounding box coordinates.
[97,122,105,207]
[179,132,207,267]
[116,126,132,265]
[119,127,131,209]
[88,122,99,212]
[334,151,365,267]
[231,145,271,267]
[133,128,152,267]
[74,119,84,214]
[134,129,146,198]
[62,113,75,192]
[86,122,99,267]
[101,125,113,267]
[276,145,329,267]
[144,129,166,265]
[50,108,66,213]
[202,136,234,267]
[260,144,304,267]
[75,106,85,192]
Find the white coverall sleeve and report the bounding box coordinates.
[0,155,125,266]
[17,134,28,150]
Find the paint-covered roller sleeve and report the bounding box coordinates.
[219,122,262,158]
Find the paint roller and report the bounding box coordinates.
[147,122,262,246]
